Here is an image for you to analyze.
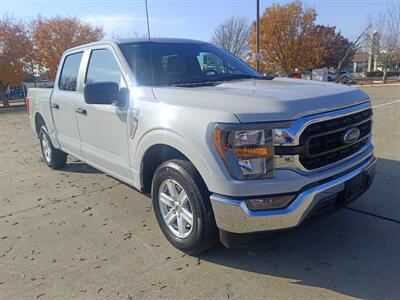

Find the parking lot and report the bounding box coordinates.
[0,86,399,299]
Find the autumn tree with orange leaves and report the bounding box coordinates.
[0,16,32,104]
[0,16,104,104]
[250,1,317,75]
[33,17,104,80]
[250,1,356,76]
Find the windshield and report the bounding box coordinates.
[119,42,261,86]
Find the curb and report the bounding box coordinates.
[354,83,400,88]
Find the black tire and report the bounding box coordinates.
[151,159,218,254]
[39,126,67,169]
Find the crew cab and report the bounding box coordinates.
[27,38,376,254]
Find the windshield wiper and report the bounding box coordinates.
[168,75,261,87]
[221,74,261,80]
[169,80,224,87]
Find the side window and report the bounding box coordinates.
[59,52,83,91]
[85,49,123,87]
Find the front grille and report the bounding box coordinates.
[299,109,372,170]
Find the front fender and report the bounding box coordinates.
[132,128,225,191]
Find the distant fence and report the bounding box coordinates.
[0,98,26,108]
[1,82,54,108]
[0,86,26,107]
[1,86,26,99]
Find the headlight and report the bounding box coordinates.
[213,124,274,179]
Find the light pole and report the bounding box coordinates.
[256,0,260,72]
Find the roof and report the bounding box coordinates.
[64,37,209,54]
[352,52,369,63]
[115,37,208,44]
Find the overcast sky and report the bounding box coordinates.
[0,0,391,41]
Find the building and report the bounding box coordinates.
[367,31,380,72]
[349,51,399,77]
[351,52,369,73]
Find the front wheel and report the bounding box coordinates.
[39,126,67,169]
[152,159,218,254]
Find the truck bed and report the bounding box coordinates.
[28,88,54,136]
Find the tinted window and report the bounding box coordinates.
[86,49,122,87]
[59,52,83,91]
[119,42,260,86]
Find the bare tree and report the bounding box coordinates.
[212,16,251,60]
[111,31,142,39]
[335,24,371,74]
[370,1,400,83]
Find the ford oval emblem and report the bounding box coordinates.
[343,127,360,144]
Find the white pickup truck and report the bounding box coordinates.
[27,38,376,254]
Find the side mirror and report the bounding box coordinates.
[84,82,119,105]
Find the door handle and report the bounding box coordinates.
[51,103,59,110]
[75,108,87,115]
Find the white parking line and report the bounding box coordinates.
[372,99,400,108]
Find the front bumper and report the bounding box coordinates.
[210,155,376,233]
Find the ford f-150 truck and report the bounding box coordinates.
[27,38,376,254]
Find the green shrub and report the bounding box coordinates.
[366,71,383,77]
[366,70,400,77]
[387,71,400,77]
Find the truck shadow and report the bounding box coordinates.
[199,157,400,299]
[60,161,102,174]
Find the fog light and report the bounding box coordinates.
[245,195,296,211]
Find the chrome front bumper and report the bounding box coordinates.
[210,155,376,233]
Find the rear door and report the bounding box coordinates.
[75,47,132,182]
[51,52,84,157]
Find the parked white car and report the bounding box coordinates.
[328,71,353,82]
[27,38,376,253]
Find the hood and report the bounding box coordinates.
[152,78,369,123]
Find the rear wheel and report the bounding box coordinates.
[152,159,218,254]
[39,126,67,169]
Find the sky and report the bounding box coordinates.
[0,0,392,42]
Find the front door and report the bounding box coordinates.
[75,47,132,182]
[51,51,84,157]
